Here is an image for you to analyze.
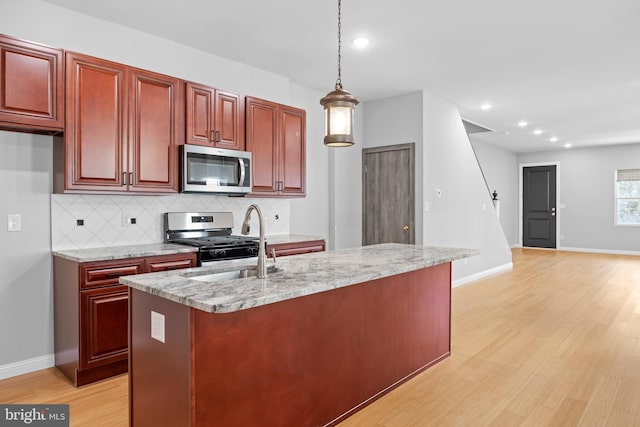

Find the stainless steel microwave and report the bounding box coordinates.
[180,144,252,194]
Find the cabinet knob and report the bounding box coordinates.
[403,225,409,232]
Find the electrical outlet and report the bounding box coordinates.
[121,212,132,226]
[151,311,165,343]
[7,214,21,232]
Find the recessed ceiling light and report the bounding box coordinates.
[550,137,558,142]
[533,129,542,135]
[481,104,492,111]
[517,121,528,127]
[352,37,370,48]
[564,143,572,148]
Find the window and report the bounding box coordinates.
[615,169,640,225]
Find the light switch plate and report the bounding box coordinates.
[151,311,165,343]
[7,214,21,232]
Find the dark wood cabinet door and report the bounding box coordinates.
[146,253,197,272]
[65,52,128,191]
[0,34,63,132]
[186,82,214,146]
[128,68,181,193]
[215,89,244,150]
[186,82,244,150]
[246,97,279,195]
[280,106,306,196]
[80,286,129,370]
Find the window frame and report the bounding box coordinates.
[614,168,640,227]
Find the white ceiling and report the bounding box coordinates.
[43,0,640,153]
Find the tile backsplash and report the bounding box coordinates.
[51,194,290,250]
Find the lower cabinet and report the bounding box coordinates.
[80,286,129,370]
[267,239,326,258]
[53,252,196,386]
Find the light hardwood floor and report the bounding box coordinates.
[1,249,639,426]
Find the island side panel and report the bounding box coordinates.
[192,263,451,427]
[129,288,191,427]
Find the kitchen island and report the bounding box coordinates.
[121,243,478,427]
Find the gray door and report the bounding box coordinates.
[523,165,557,248]
[362,143,415,245]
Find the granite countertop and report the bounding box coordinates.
[52,235,324,263]
[120,243,480,314]
[52,243,198,263]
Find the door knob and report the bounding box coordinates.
[403,225,409,232]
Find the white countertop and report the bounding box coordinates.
[120,244,479,314]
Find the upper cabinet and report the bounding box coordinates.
[186,82,244,150]
[246,97,306,197]
[56,52,182,194]
[0,34,63,132]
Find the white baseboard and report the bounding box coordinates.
[0,354,55,380]
[452,262,513,288]
[558,246,640,256]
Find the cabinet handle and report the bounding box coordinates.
[216,130,221,142]
[211,130,216,142]
[123,172,127,185]
[129,172,133,186]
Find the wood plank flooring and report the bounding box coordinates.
[1,249,639,426]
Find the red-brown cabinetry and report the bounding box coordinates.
[0,34,63,132]
[245,97,306,197]
[54,251,196,386]
[55,51,183,194]
[267,239,325,258]
[186,81,244,150]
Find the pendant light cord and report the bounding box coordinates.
[336,0,343,90]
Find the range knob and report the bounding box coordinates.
[210,249,227,259]
[247,246,259,256]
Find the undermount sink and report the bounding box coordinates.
[188,265,280,283]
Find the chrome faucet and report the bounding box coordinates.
[241,204,267,278]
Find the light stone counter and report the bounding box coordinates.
[52,243,198,263]
[120,243,479,314]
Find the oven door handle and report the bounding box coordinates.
[238,158,246,187]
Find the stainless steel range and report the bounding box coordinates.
[164,212,261,266]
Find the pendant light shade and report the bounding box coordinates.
[321,0,359,147]
[320,84,359,147]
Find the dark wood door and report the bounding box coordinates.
[65,52,128,191]
[523,165,557,248]
[0,34,63,131]
[128,68,181,193]
[363,144,415,245]
[246,97,279,195]
[80,285,129,370]
[279,106,306,196]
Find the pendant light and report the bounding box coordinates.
[320,0,359,147]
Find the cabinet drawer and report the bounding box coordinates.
[81,259,145,289]
[267,240,326,258]
[146,253,197,272]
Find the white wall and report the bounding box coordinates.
[422,93,513,283]
[327,107,364,250]
[0,132,54,373]
[518,144,640,253]
[363,92,424,244]
[289,84,330,241]
[470,139,519,246]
